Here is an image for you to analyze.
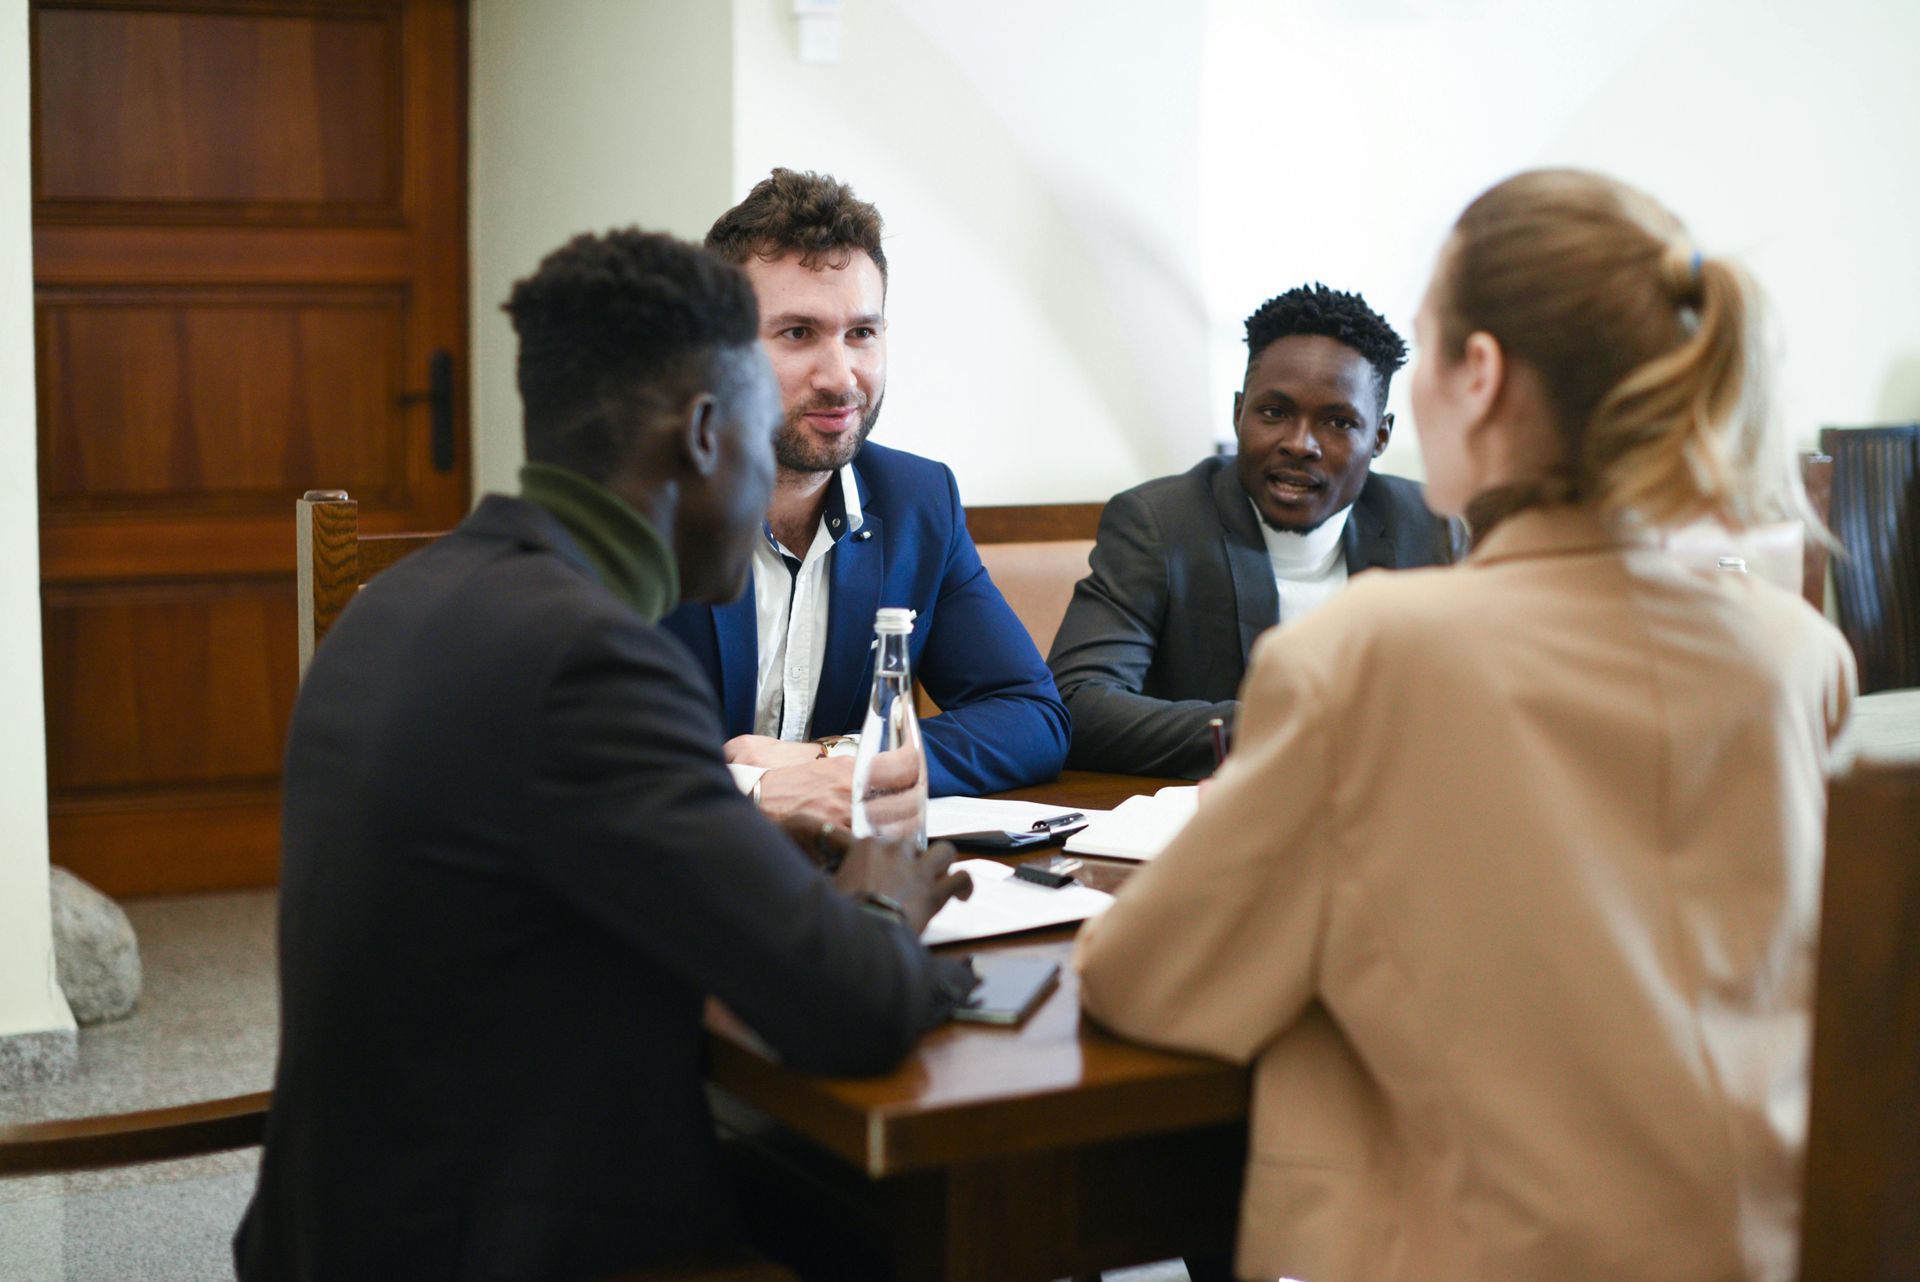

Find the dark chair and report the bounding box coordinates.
[1818,425,1920,692]
[1799,758,1920,1281]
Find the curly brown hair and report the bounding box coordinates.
[705,168,888,282]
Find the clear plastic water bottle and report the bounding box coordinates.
[850,607,927,848]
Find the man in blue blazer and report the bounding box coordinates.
[662,170,1068,816]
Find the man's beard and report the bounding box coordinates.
[774,391,885,474]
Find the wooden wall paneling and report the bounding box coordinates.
[40,578,298,793]
[36,286,411,512]
[31,0,469,896]
[33,1,403,221]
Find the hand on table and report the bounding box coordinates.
[725,734,822,770]
[777,810,852,871]
[833,837,972,935]
[753,757,856,825]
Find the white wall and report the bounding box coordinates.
[1202,0,1920,480]
[0,0,74,1045]
[469,0,735,499]
[727,0,1208,502]
[469,1,1919,500]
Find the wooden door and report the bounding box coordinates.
[31,0,469,896]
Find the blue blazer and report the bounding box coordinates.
[661,442,1069,797]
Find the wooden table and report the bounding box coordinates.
[706,772,1250,1282]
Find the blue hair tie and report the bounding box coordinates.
[1689,249,1703,281]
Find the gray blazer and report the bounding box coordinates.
[1049,456,1463,778]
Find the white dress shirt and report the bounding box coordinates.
[729,463,864,797]
[1253,498,1350,625]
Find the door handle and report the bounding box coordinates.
[400,349,456,473]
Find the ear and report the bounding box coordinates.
[1372,411,1394,458]
[679,391,722,478]
[1459,331,1506,428]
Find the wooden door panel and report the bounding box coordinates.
[34,3,401,219]
[37,287,409,509]
[41,580,298,793]
[32,0,466,895]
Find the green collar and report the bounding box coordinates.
[517,463,680,622]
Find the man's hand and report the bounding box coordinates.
[725,734,822,770]
[753,757,856,825]
[833,837,973,935]
[776,811,852,871]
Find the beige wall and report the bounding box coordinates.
[469,0,735,500]
[0,0,73,1043]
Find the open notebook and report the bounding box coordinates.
[1062,786,1199,862]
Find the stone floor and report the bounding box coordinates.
[0,889,277,1282]
[0,887,1194,1281]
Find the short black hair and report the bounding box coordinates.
[504,228,758,480]
[1244,283,1407,413]
[706,168,888,283]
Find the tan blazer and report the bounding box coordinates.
[1076,506,1855,1282]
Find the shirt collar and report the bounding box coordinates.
[764,462,865,557]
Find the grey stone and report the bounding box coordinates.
[0,1028,77,1090]
[50,866,142,1026]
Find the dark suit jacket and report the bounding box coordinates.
[1048,457,1463,779]
[661,442,1070,796]
[235,496,969,1282]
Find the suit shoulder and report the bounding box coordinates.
[1104,457,1229,528]
[855,441,956,489]
[1358,470,1435,516]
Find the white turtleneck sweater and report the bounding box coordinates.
[1251,498,1352,626]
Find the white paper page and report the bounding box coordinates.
[921,859,1114,947]
[1063,786,1200,862]
[925,796,1105,839]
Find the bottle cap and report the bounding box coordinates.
[874,607,917,634]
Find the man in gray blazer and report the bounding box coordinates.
[1050,284,1463,778]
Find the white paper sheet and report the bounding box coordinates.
[1062,786,1199,862]
[925,796,1105,840]
[921,859,1114,947]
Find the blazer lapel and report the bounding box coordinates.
[811,510,885,737]
[1342,488,1395,576]
[710,588,759,737]
[1213,462,1279,664]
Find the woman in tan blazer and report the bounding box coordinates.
[1076,170,1855,1282]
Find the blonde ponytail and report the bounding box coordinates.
[1437,170,1795,533]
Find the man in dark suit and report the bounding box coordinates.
[1050,284,1464,779]
[662,170,1068,818]
[235,229,975,1281]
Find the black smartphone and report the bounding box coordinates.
[952,955,1060,1026]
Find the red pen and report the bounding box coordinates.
[1207,717,1229,770]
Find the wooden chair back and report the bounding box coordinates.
[966,502,1103,659]
[1800,450,1835,615]
[298,490,1105,704]
[1799,758,1920,1281]
[0,1091,269,1176]
[297,489,446,675]
[1818,425,1920,692]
